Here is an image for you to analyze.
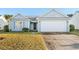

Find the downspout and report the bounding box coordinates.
[7,19,10,31]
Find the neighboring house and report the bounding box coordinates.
[0,15,8,30]
[9,9,70,32]
[69,11,79,29]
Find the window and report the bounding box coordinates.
[16,21,22,27]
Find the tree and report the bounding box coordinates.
[4,15,13,31]
[4,15,13,22]
[67,14,73,17]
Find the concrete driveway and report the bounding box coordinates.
[43,34,79,50]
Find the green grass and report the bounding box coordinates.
[70,30,79,36]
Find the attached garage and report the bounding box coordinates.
[37,9,70,32]
[37,18,69,32]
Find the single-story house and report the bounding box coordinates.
[69,11,79,29]
[9,9,70,32]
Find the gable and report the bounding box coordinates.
[13,14,28,19]
[11,14,29,21]
[39,9,68,17]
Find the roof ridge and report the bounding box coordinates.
[53,9,68,17]
[41,9,54,16]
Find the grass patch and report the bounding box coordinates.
[0,34,46,50]
[70,30,79,36]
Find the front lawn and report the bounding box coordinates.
[0,33,47,50]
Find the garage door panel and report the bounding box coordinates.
[40,20,67,32]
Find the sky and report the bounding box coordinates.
[0,8,79,16]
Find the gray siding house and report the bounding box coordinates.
[9,9,70,32]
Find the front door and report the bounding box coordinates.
[33,23,37,30]
[30,22,37,31]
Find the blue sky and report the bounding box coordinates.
[0,8,79,16]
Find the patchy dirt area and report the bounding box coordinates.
[43,34,79,50]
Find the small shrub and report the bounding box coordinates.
[0,30,4,32]
[70,24,75,32]
[75,29,79,31]
[22,28,29,32]
[4,25,9,32]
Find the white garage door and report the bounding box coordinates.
[40,20,67,32]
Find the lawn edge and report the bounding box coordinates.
[40,35,48,50]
